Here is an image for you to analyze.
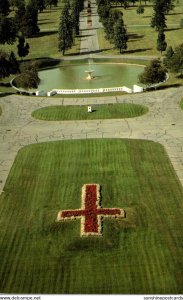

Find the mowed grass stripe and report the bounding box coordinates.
[180,99,183,110]
[0,139,183,293]
[31,103,148,121]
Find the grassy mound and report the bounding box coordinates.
[32,103,148,121]
[0,139,183,294]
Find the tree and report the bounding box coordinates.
[152,0,175,14]
[136,5,145,14]
[104,10,123,42]
[0,16,17,44]
[163,44,183,75]
[9,51,20,74]
[157,27,167,55]
[163,46,174,68]
[138,59,167,85]
[17,34,30,59]
[45,0,58,9]
[165,46,174,59]
[16,1,40,37]
[0,50,19,79]
[71,0,80,36]
[97,0,110,23]
[151,1,167,31]
[35,0,46,12]
[14,1,26,31]
[15,61,40,89]
[9,0,20,11]
[113,18,128,53]
[162,0,175,13]
[0,51,10,79]
[58,3,73,55]
[24,1,40,36]
[0,0,9,15]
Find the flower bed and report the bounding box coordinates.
[57,184,125,237]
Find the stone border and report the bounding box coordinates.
[10,77,37,96]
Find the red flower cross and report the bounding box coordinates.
[57,184,125,236]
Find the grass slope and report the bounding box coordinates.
[180,99,183,110]
[0,139,183,294]
[32,103,148,121]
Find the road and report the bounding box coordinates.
[79,0,102,54]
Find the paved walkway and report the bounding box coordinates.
[79,0,102,54]
[0,87,183,193]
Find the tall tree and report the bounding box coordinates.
[0,0,9,15]
[104,10,123,42]
[0,50,19,79]
[17,34,30,59]
[136,5,145,14]
[8,51,20,74]
[97,0,110,23]
[157,27,167,55]
[151,1,167,31]
[58,3,73,55]
[71,0,80,36]
[152,0,175,14]
[163,46,174,68]
[113,18,128,53]
[35,0,46,12]
[164,43,183,75]
[21,1,40,37]
[0,16,17,44]
[14,1,26,32]
[0,50,10,79]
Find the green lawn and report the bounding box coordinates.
[98,1,183,56]
[32,103,148,121]
[180,99,183,110]
[0,139,183,294]
[1,0,80,60]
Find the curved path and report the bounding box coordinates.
[0,87,183,194]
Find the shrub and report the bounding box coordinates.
[14,61,40,89]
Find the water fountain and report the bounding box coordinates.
[85,69,94,80]
[36,60,145,93]
[85,57,95,80]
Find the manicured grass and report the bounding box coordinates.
[31,103,148,121]
[180,99,183,110]
[0,106,2,115]
[0,139,183,294]
[1,0,80,60]
[98,1,183,56]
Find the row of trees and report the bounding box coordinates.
[58,0,84,55]
[151,0,175,55]
[0,0,58,15]
[0,0,59,45]
[97,0,128,53]
[0,0,59,83]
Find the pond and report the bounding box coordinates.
[38,63,144,92]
